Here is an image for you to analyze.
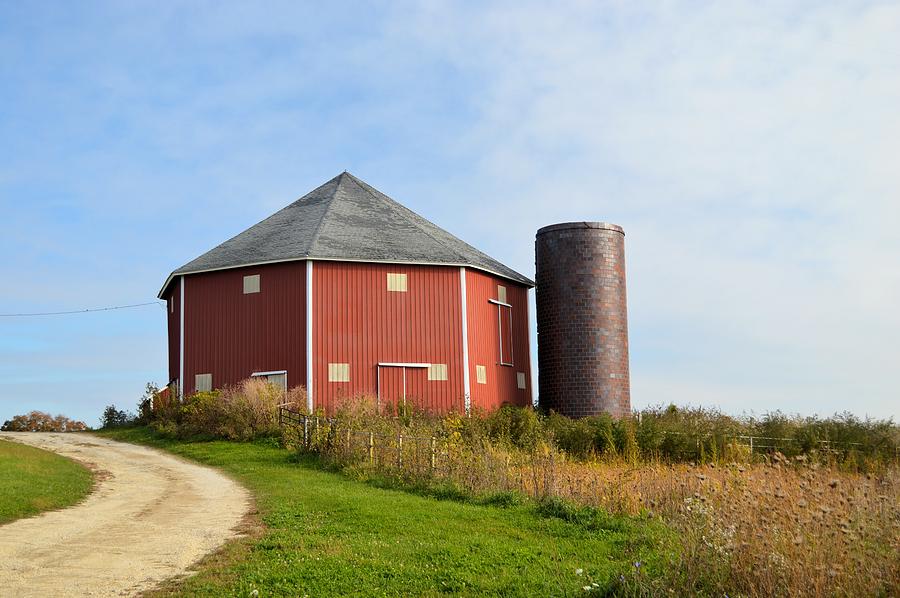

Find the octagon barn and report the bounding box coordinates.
[158,172,534,414]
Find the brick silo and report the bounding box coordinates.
[535,222,630,418]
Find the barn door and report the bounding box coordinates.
[404,367,428,411]
[377,363,430,414]
[377,366,405,413]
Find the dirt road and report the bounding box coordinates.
[0,432,251,597]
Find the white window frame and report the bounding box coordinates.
[475,364,487,385]
[251,369,287,391]
[243,274,260,294]
[427,363,448,381]
[386,272,408,292]
[488,298,514,366]
[328,363,351,383]
[195,373,212,392]
[516,372,527,390]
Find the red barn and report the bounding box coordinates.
[158,172,534,414]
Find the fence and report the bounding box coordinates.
[278,405,899,468]
[278,404,567,498]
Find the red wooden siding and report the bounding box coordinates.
[465,269,531,411]
[181,262,306,396]
[166,277,181,384]
[311,262,465,413]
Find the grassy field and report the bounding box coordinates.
[95,427,669,597]
[0,438,93,525]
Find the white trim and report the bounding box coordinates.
[158,256,533,298]
[251,369,288,378]
[179,276,185,399]
[460,267,471,414]
[488,298,512,307]
[497,302,514,367]
[526,288,536,406]
[306,260,314,412]
[376,362,430,368]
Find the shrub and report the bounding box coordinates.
[135,382,159,425]
[151,378,284,441]
[2,411,88,432]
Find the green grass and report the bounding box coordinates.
[0,438,93,524]
[95,427,670,597]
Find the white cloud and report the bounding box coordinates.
[395,0,900,417]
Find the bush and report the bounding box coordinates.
[143,378,286,441]
[2,411,88,432]
[135,382,159,425]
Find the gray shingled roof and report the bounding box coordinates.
[159,172,533,297]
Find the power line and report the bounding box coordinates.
[0,301,165,318]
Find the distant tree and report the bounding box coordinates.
[1,411,88,432]
[100,405,133,429]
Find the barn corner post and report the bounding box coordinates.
[459,266,471,415]
[306,259,314,413]
[535,222,631,419]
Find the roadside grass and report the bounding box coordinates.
[0,438,93,525]
[94,427,671,597]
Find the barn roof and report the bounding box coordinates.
[159,172,533,297]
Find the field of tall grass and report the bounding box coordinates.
[286,398,899,597]
[133,383,899,596]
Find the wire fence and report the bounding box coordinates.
[278,405,900,469]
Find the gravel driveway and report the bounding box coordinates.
[0,432,251,597]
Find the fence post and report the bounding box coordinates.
[749,436,753,455]
[430,436,436,471]
[303,416,309,449]
[398,431,403,469]
[368,432,374,465]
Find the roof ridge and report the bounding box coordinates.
[304,172,346,256]
[342,173,468,263]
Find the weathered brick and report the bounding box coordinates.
[535,222,630,419]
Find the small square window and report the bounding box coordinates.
[497,285,507,303]
[243,274,260,294]
[386,272,408,292]
[516,372,527,390]
[476,365,487,385]
[428,363,448,381]
[195,373,212,392]
[328,363,350,382]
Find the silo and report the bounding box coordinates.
[535,222,630,418]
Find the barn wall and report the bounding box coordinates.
[182,262,306,395]
[465,269,531,411]
[311,261,465,413]
[166,277,180,385]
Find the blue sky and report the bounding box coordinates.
[2,1,898,426]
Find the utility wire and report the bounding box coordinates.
[0,301,165,317]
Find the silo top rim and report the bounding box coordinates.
[536,222,624,236]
